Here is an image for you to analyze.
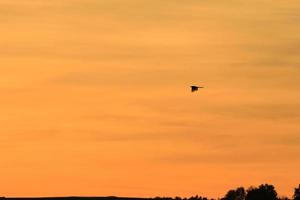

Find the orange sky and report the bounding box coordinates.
[1,0,300,198]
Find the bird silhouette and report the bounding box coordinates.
[191,85,203,92]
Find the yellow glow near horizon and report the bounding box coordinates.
[0,0,300,198]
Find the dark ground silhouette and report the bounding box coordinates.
[1,184,300,200]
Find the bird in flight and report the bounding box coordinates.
[191,85,204,92]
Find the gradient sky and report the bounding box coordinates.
[1,0,300,198]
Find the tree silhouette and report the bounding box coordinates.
[246,184,277,200]
[222,187,246,200]
[278,196,289,200]
[294,185,300,200]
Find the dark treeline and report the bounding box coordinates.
[153,184,300,200]
[219,184,300,200]
[1,184,300,200]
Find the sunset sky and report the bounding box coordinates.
[1,0,300,198]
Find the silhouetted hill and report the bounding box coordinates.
[2,184,300,200]
[0,197,210,200]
